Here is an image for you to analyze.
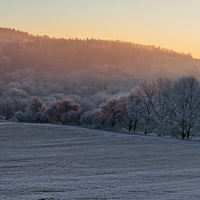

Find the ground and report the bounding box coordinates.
[1,123,200,200]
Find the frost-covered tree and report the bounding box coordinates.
[3,87,29,99]
[80,109,103,129]
[129,78,173,136]
[98,96,127,129]
[26,97,46,122]
[133,80,158,134]
[44,98,81,124]
[14,97,46,122]
[0,97,15,119]
[151,77,173,136]
[0,87,29,119]
[169,76,200,139]
[80,96,127,130]
[126,90,144,133]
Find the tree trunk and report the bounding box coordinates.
[181,126,185,139]
[133,121,137,133]
[187,129,190,140]
[129,121,132,132]
[187,123,191,140]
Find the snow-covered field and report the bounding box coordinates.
[1,123,200,200]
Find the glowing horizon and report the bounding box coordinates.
[1,0,200,58]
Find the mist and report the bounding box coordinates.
[1,28,200,140]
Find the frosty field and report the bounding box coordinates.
[1,123,200,200]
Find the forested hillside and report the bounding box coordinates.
[1,27,199,81]
[1,28,200,140]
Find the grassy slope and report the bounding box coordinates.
[1,123,200,200]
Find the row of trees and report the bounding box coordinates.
[0,68,119,118]
[15,97,82,125]
[13,76,200,140]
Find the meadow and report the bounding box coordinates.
[1,123,200,200]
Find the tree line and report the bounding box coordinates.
[12,76,200,140]
[1,28,200,140]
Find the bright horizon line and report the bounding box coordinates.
[1,1,200,59]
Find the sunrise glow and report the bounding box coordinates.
[2,2,200,197]
[1,0,200,58]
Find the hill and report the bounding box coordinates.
[1,123,200,200]
[1,28,200,123]
[0,27,200,85]
[0,27,35,40]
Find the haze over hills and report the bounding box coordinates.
[1,27,200,140]
[0,27,200,85]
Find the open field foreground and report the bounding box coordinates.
[1,124,200,200]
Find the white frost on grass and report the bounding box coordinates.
[1,123,200,200]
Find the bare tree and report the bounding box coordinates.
[133,80,158,135]
[151,77,172,136]
[127,89,144,133]
[169,76,200,139]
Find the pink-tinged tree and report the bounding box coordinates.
[97,96,128,129]
[80,96,128,130]
[44,98,81,124]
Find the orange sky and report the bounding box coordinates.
[1,0,200,58]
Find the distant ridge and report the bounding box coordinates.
[0,27,193,58]
[0,27,34,40]
[0,27,199,81]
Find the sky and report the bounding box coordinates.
[1,0,200,58]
